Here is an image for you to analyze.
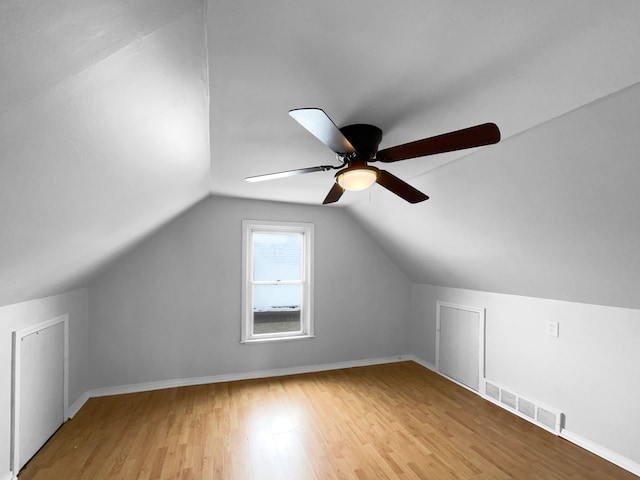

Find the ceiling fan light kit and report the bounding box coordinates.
[246,108,501,205]
[336,166,378,191]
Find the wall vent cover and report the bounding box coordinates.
[485,381,500,401]
[483,379,563,435]
[501,390,517,409]
[537,407,559,431]
[518,398,536,419]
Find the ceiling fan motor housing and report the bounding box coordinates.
[339,124,383,159]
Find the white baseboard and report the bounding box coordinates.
[561,429,640,477]
[67,391,90,419]
[2,472,16,480]
[405,355,436,372]
[38,357,640,479]
[407,357,640,478]
[68,355,414,416]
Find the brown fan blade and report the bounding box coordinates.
[377,123,500,162]
[246,165,334,182]
[289,108,356,154]
[376,170,429,203]
[322,182,345,204]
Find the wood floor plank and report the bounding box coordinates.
[18,362,638,479]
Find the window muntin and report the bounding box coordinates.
[242,221,314,342]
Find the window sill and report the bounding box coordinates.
[241,334,316,344]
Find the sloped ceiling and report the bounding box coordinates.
[2,1,640,309]
[207,1,640,309]
[208,1,640,204]
[0,0,211,307]
[348,84,640,309]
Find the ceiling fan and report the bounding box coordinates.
[246,108,501,205]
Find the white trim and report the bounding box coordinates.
[68,391,91,419]
[2,472,15,480]
[435,301,486,394]
[561,430,640,477]
[76,355,413,399]
[409,354,486,396]
[482,378,563,435]
[407,355,436,372]
[241,220,314,343]
[11,314,69,474]
[32,354,640,480]
[241,333,316,344]
[409,355,640,478]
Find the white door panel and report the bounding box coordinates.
[436,303,485,392]
[12,316,68,473]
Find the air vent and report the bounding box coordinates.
[537,407,559,431]
[485,381,500,401]
[483,379,563,435]
[501,390,517,409]
[518,398,536,419]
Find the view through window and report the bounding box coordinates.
[242,221,314,342]
[252,232,303,334]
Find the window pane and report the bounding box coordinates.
[253,232,302,281]
[252,284,302,334]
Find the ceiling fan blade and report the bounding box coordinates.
[289,108,356,154]
[245,165,334,182]
[376,170,429,203]
[322,182,345,204]
[377,123,500,162]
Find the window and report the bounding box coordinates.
[241,220,314,343]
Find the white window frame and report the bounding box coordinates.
[241,220,314,343]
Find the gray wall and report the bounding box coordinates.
[0,289,88,478]
[88,196,412,388]
[5,197,640,475]
[411,283,640,465]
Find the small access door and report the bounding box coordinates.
[12,315,68,473]
[436,302,485,392]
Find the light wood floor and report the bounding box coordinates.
[20,362,637,479]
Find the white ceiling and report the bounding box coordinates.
[0,0,211,306]
[208,1,640,205]
[208,0,640,308]
[2,0,640,308]
[348,83,640,308]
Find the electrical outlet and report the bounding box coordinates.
[545,321,559,337]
